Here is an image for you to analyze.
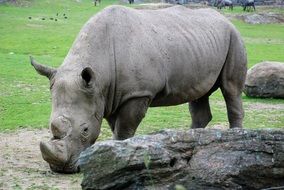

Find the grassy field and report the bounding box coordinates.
[0,0,283,140]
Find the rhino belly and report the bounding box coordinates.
[148,39,226,106]
[150,69,221,107]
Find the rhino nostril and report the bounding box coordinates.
[51,123,65,139]
[51,116,71,139]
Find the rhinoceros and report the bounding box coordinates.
[242,0,255,11]
[217,0,233,10]
[31,5,247,173]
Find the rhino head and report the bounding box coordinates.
[31,57,104,173]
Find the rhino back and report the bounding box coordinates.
[102,6,235,108]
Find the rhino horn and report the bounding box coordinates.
[30,56,56,79]
[40,140,68,165]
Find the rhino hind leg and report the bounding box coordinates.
[107,97,150,140]
[220,29,247,128]
[189,96,212,129]
[221,90,244,128]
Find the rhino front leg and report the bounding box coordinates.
[189,96,212,129]
[109,97,150,140]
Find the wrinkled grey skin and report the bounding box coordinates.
[31,5,247,173]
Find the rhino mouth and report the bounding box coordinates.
[40,140,80,174]
[49,160,80,174]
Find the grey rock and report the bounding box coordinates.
[79,128,284,190]
[133,3,174,9]
[0,0,16,3]
[240,13,284,24]
[244,61,284,98]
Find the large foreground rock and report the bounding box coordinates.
[244,61,284,98]
[79,129,284,190]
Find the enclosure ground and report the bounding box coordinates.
[0,102,283,190]
[0,129,82,190]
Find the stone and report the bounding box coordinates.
[239,13,284,24]
[79,128,284,190]
[134,3,174,10]
[244,61,284,98]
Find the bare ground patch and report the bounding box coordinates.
[236,13,284,24]
[134,3,173,9]
[245,101,284,110]
[215,100,284,111]
[26,24,45,28]
[0,129,82,190]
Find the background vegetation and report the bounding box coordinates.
[0,0,283,140]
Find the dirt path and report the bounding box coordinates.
[0,129,82,190]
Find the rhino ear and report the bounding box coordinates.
[81,67,95,87]
[30,56,56,80]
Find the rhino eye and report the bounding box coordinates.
[82,127,88,135]
[81,127,89,142]
[80,123,88,135]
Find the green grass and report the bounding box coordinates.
[0,1,283,137]
[0,0,117,130]
[232,19,284,67]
